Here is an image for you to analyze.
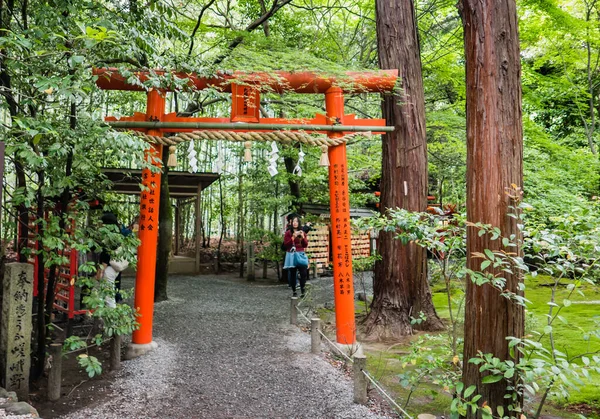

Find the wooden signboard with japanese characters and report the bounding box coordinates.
[0,263,33,399]
[304,225,330,274]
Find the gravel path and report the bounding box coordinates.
[58,273,389,419]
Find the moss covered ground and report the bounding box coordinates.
[353,275,600,418]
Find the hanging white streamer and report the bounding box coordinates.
[187,140,198,173]
[293,145,305,177]
[215,140,224,174]
[267,141,279,177]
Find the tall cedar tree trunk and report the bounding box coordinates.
[155,147,172,302]
[458,0,525,416]
[366,0,443,338]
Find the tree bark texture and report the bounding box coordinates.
[459,0,525,416]
[155,148,172,302]
[15,157,27,263]
[366,0,443,339]
[33,169,45,379]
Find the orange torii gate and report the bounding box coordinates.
[94,68,397,355]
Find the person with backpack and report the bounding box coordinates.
[282,215,309,298]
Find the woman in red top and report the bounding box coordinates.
[283,216,309,298]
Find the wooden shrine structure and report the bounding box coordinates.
[95,68,397,350]
[103,168,219,273]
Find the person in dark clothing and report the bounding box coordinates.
[282,212,313,283]
[281,213,298,286]
[282,216,309,298]
[101,211,118,226]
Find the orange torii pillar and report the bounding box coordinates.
[128,89,164,356]
[325,87,357,347]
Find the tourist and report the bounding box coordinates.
[282,216,309,298]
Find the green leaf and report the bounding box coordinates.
[456,382,464,395]
[482,406,493,419]
[563,299,572,307]
[484,249,495,261]
[482,374,503,384]
[451,397,459,411]
[481,260,491,270]
[464,385,476,398]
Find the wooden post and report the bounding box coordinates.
[311,318,321,354]
[246,242,255,281]
[174,199,180,255]
[195,184,202,273]
[110,335,121,371]
[290,297,298,325]
[325,87,356,345]
[48,343,62,401]
[353,354,367,405]
[132,89,165,345]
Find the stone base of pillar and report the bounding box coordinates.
[125,341,158,360]
[336,342,363,358]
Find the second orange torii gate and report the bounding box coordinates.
[94,68,398,354]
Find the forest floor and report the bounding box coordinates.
[30,273,394,419]
[28,270,600,418]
